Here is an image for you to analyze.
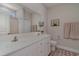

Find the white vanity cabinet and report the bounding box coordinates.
[8,36,50,56]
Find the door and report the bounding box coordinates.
[10,16,18,34]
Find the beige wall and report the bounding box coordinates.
[47,4,79,50]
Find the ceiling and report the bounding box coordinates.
[43,3,63,8]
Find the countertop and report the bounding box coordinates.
[0,34,50,56]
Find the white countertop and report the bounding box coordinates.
[0,34,50,56]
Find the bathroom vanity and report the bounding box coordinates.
[0,32,51,56]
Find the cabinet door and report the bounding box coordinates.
[46,38,51,55]
[41,37,50,56]
[9,46,34,56]
[42,39,48,56]
[41,39,46,56]
[37,40,44,56]
[30,42,41,56]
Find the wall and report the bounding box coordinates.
[48,4,79,51]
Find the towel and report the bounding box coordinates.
[70,23,79,39]
[31,25,37,32]
[64,23,71,39]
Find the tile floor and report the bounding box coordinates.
[50,48,79,56]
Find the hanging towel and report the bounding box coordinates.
[31,25,37,32]
[64,23,71,39]
[70,23,79,39]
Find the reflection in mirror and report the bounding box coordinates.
[31,13,44,33]
[0,4,18,35]
[10,11,18,34]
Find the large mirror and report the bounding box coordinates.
[0,4,18,35]
[0,3,43,35]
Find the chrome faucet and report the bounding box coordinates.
[12,36,18,42]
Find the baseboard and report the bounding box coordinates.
[57,45,79,54]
